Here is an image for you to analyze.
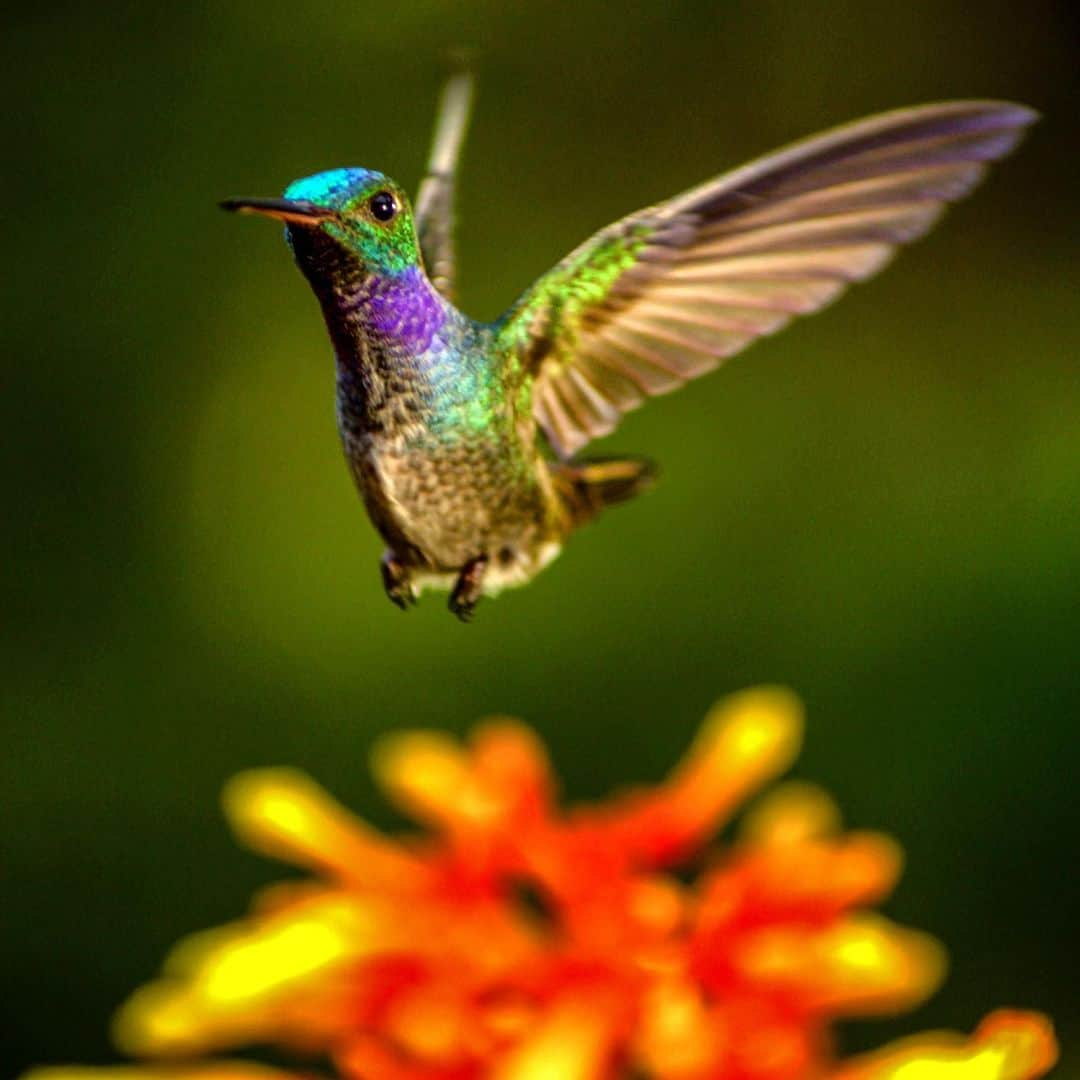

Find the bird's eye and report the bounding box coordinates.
[369,191,397,222]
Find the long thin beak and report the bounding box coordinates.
[219,197,336,226]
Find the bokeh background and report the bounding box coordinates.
[3,1,1078,1075]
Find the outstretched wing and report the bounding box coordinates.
[414,70,475,302]
[497,101,1036,458]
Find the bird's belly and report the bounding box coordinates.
[343,429,558,572]
[411,539,564,597]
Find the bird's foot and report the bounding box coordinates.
[380,551,417,611]
[449,555,489,622]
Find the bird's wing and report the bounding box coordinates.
[496,101,1036,459]
[414,70,475,303]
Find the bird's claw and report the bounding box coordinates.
[448,597,477,622]
[449,555,489,623]
[387,588,417,611]
[380,551,417,611]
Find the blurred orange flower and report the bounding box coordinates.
[27,689,1055,1080]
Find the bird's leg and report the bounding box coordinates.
[448,554,489,622]
[380,550,416,610]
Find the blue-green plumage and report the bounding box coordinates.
[221,77,1034,619]
[257,166,577,617]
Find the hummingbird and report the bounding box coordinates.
[222,76,1035,620]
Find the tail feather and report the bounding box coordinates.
[555,456,658,525]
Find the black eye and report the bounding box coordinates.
[369,191,397,222]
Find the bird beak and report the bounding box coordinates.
[219,197,336,226]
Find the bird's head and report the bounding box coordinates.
[222,167,421,287]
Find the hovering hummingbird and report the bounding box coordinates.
[222,76,1034,620]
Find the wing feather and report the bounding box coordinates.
[414,71,475,301]
[495,100,1036,458]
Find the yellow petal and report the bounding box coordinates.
[113,893,373,1055]
[371,730,482,826]
[223,768,429,890]
[740,781,843,845]
[734,829,904,914]
[471,719,555,810]
[494,994,621,1080]
[21,1067,296,1080]
[736,913,946,1014]
[832,1010,1057,1080]
[633,978,722,1076]
[661,687,805,841]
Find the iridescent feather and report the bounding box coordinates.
[498,101,1037,457]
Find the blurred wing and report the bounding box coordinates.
[414,70,475,301]
[497,100,1036,458]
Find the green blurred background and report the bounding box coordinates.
[3,1,1078,1074]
